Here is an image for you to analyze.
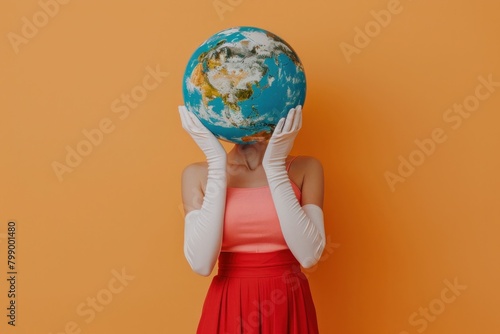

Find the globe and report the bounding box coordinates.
[182,26,306,144]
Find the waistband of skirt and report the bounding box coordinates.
[217,249,302,278]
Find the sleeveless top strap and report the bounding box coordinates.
[286,155,300,172]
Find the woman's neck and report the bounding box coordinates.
[227,141,268,171]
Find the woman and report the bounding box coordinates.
[179,104,326,333]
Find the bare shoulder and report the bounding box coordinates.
[302,155,323,168]
[291,155,324,208]
[181,161,208,180]
[291,155,324,176]
[182,161,209,188]
[181,162,208,213]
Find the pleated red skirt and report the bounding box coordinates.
[196,249,319,334]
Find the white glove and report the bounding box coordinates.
[178,106,227,276]
[262,105,326,268]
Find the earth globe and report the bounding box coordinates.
[182,26,306,144]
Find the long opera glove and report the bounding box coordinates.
[179,106,227,276]
[262,106,326,268]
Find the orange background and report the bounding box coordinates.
[1,0,499,333]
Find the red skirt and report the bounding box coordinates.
[196,249,319,334]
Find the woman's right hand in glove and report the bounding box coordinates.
[178,105,227,167]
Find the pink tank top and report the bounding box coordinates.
[221,156,302,253]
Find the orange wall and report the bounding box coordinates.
[1,0,499,333]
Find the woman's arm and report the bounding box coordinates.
[179,106,227,276]
[181,163,226,276]
[263,106,326,268]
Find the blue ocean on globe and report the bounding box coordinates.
[182,26,306,144]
